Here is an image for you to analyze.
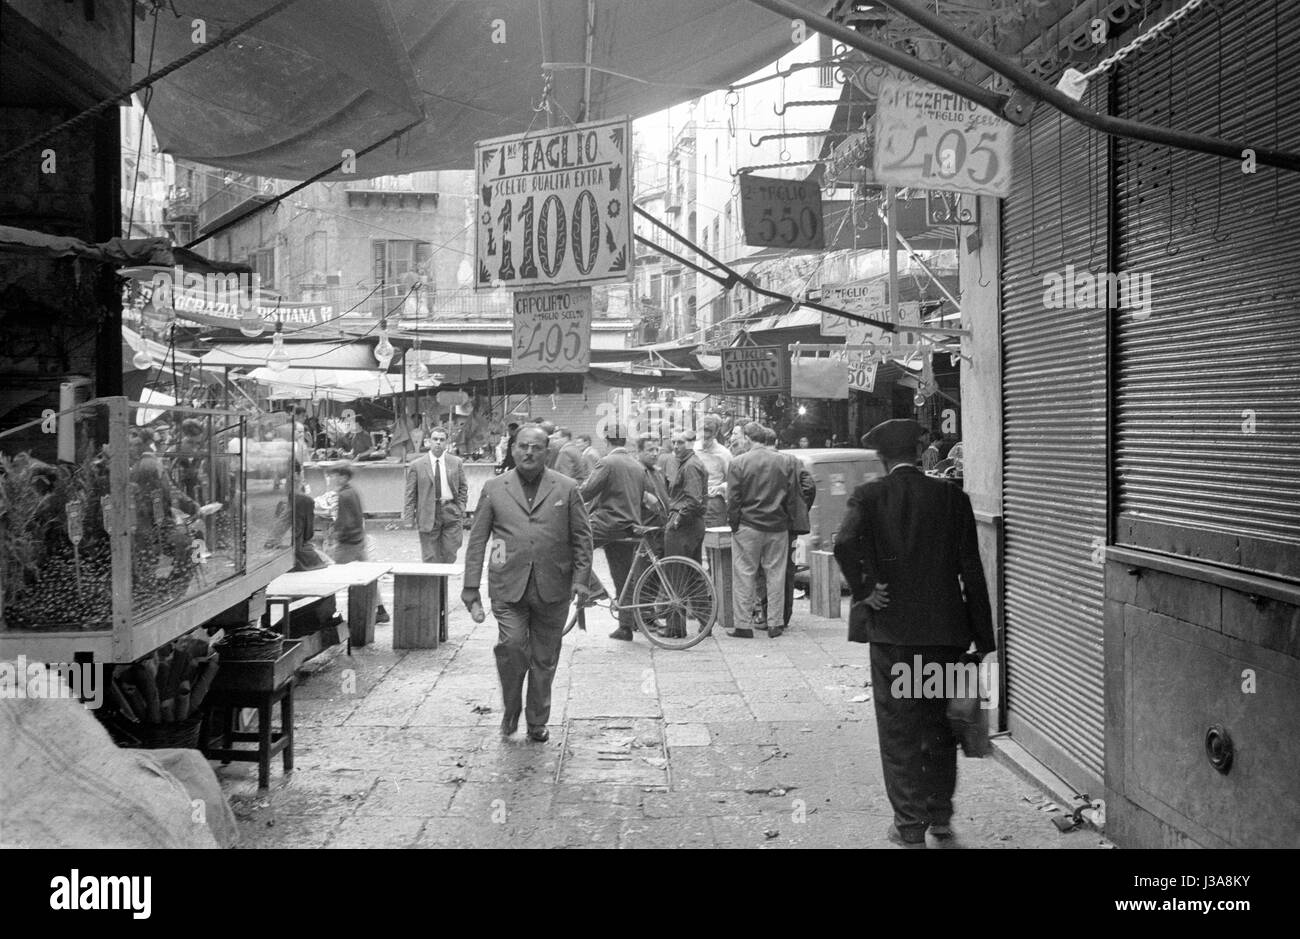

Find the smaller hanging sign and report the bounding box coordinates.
[511,286,592,375]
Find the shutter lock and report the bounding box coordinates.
[1204,724,1233,774]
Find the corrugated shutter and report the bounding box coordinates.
[1000,80,1109,790]
[1113,0,1300,579]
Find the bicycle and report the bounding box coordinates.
[564,524,718,650]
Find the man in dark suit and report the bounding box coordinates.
[553,427,587,480]
[834,419,996,849]
[463,426,593,742]
[580,429,646,641]
[403,427,468,563]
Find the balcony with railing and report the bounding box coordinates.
[197,175,278,235]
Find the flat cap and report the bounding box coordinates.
[863,418,925,452]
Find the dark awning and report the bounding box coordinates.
[135,0,828,178]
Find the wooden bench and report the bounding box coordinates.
[266,562,393,650]
[388,562,459,649]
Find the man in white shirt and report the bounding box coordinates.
[695,417,732,528]
[403,428,468,563]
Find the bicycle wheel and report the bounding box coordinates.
[631,557,717,650]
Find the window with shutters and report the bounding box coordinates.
[372,239,432,284]
[248,248,275,289]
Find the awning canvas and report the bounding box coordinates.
[133,0,827,178]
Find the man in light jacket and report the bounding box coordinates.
[403,428,468,563]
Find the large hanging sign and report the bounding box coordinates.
[511,286,592,374]
[721,346,784,394]
[872,78,1014,197]
[740,175,824,249]
[475,116,633,290]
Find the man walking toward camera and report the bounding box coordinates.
[404,428,468,563]
[463,426,592,743]
[834,419,996,849]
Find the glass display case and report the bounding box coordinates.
[0,396,297,662]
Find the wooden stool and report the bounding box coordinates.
[201,679,294,790]
[201,639,303,790]
[809,550,842,619]
[704,527,735,632]
[388,562,458,649]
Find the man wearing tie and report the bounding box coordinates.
[403,428,468,563]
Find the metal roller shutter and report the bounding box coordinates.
[1114,0,1300,579]
[1001,80,1109,791]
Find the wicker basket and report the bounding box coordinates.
[128,715,204,750]
[215,633,284,661]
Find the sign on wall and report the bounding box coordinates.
[740,174,824,250]
[873,77,1014,197]
[721,345,784,394]
[511,286,592,374]
[476,116,633,290]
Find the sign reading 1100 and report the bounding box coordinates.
[475,116,634,290]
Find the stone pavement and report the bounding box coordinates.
[219,527,1113,849]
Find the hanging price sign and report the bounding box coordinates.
[721,346,784,394]
[511,286,592,375]
[740,175,824,249]
[873,78,1014,197]
[475,116,633,290]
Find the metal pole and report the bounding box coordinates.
[886,187,899,329]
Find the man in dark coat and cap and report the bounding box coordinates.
[834,419,996,848]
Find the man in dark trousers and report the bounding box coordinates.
[463,426,592,742]
[325,464,388,623]
[580,428,646,640]
[662,429,708,638]
[834,419,996,848]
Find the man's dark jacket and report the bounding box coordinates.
[580,447,645,537]
[834,465,995,653]
[726,445,790,532]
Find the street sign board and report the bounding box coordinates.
[475,116,633,290]
[740,174,824,250]
[721,345,784,394]
[511,286,592,374]
[819,280,887,337]
[873,78,1015,197]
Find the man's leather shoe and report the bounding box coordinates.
[609,627,634,641]
[500,711,520,736]
[726,628,754,638]
[768,625,785,638]
[374,606,390,624]
[527,726,550,743]
[886,825,926,849]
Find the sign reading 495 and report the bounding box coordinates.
[873,78,1014,198]
[512,287,591,375]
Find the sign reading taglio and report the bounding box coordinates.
[721,346,784,394]
[511,287,592,375]
[740,174,824,249]
[475,117,633,290]
[873,78,1014,197]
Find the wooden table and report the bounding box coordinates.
[388,562,459,649]
[266,562,393,648]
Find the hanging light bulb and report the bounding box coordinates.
[132,342,153,371]
[266,322,291,373]
[238,309,266,338]
[373,319,395,370]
